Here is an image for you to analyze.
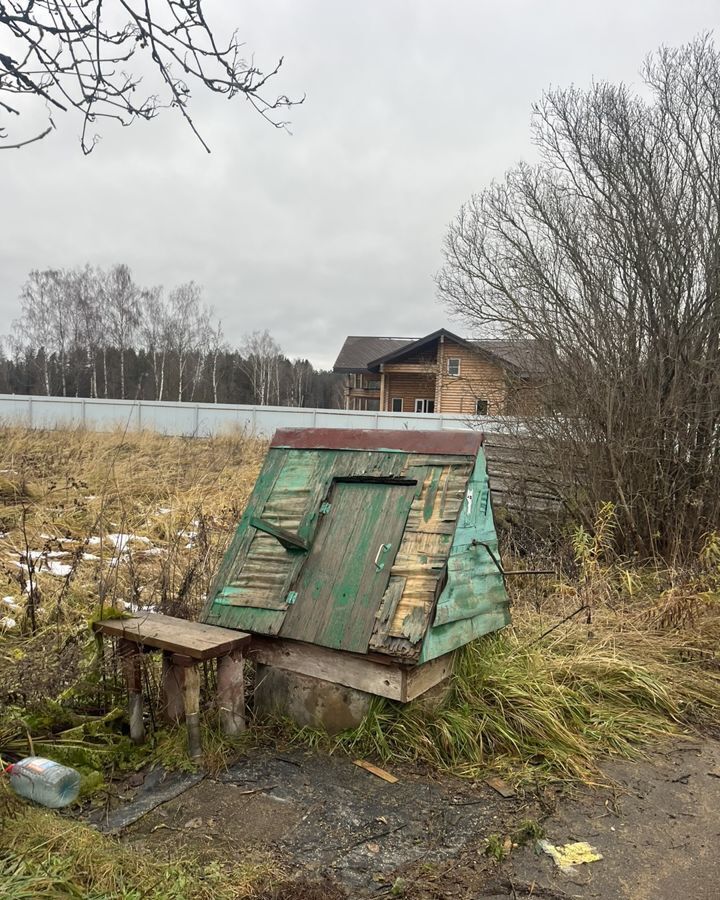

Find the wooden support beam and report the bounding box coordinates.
[161,651,185,724]
[217,650,246,735]
[250,637,454,703]
[183,664,202,760]
[249,516,308,552]
[119,638,145,744]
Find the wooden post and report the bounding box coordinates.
[183,663,202,760]
[161,651,186,724]
[119,638,145,744]
[217,650,246,735]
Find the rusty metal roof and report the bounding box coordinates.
[270,428,484,455]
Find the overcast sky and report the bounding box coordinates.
[2,1,720,369]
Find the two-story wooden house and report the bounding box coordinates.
[333,329,539,415]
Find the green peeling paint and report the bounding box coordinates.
[203,443,509,664]
[419,448,510,662]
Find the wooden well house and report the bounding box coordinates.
[201,428,509,704]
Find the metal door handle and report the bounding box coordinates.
[374,543,391,570]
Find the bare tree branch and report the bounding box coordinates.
[0,0,301,152]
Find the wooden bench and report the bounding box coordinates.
[94,613,251,760]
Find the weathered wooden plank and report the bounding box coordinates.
[202,446,289,622]
[280,479,416,653]
[95,613,251,660]
[404,651,455,701]
[250,637,406,701]
[249,516,308,551]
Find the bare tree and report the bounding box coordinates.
[167,281,209,402]
[139,287,171,401]
[240,329,282,406]
[71,266,104,398]
[438,35,720,560]
[0,0,300,152]
[14,273,50,395]
[287,358,313,407]
[207,319,228,404]
[102,264,140,400]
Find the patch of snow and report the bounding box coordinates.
[107,533,152,553]
[157,507,172,515]
[136,547,167,557]
[23,550,46,562]
[87,536,102,546]
[46,560,73,577]
[2,597,19,610]
[82,553,100,561]
[122,600,158,614]
[0,616,17,630]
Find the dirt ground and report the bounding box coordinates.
[85,737,720,898]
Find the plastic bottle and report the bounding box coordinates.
[7,757,81,808]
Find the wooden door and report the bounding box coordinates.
[279,480,415,653]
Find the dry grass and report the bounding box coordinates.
[0,781,277,899]
[1,427,719,791]
[0,425,266,702]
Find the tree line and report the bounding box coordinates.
[1,265,342,409]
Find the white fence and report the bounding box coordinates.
[0,394,521,437]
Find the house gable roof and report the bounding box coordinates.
[333,330,541,375]
[333,335,416,373]
[365,328,476,370]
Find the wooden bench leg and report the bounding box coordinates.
[119,638,145,745]
[161,651,186,724]
[183,663,202,761]
[217,650,246,735]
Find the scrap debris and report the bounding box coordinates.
[484,775,516,798]
[538,839,603,874]
[353,760,398,783]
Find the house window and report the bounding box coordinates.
[476,399,489,415]
[391,398,403,412]
[414,399,435,413]
[447,357,460,376]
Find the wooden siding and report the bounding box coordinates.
[436,339,508,415]
[383,370,436,413]
[369,455,474,658]
[379,338,510,415]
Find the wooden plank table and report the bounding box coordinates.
[94,613,251,760]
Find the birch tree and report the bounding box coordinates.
[103,265,140,400]
[240,330,283,406]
